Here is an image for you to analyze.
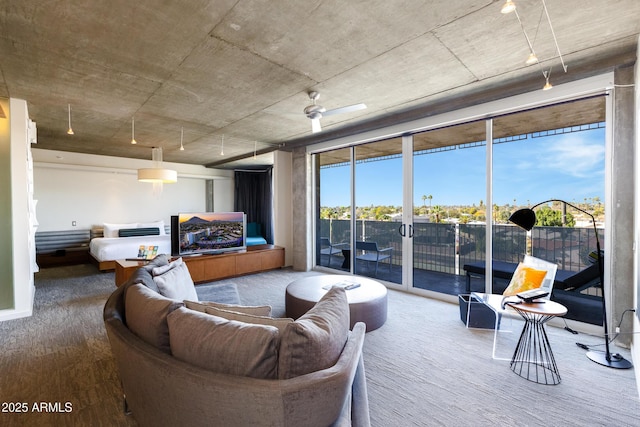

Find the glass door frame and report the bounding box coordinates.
[400,135,413,292]
[310,73,614,302]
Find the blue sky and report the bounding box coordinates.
[320,128,605,207]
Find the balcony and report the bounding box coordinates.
[318,219,603,325]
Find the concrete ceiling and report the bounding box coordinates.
[0,1,638,169]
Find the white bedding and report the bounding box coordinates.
[89,235,172,262]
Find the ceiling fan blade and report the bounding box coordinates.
[323,103,367,117]
[311,117,322,133]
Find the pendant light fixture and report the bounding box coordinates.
[500,0,567,90]
[500,0,516,14]
[138,147,177,184]
[131,117,137,144]
[179,127,185,151]
[542,71,553,90]
[67,104,74,135]
[525,52,538,65]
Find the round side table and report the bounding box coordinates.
[506,300,567,385]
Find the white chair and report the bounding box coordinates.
[468,255,558,360]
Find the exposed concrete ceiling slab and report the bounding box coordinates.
[0,0,637,168]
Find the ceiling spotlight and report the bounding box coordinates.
[501,0,516,14]
[67,104,74,135]
[179,127,185,151]
[220,135,224,156]
[131,117,137,144]
[525,52,538,65]
[543,71,553,90]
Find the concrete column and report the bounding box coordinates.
[611,63,636,347]
[273,150,293,267]
[291,147,312,271]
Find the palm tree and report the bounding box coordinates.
[431,205,443,223]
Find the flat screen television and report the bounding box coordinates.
[171,212,246,256]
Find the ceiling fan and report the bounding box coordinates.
[303,91,367,133]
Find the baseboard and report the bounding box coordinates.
[0,284,35,322]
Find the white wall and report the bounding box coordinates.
[0,98,36,321]
[32,149,234,232]
[632,38,640,396]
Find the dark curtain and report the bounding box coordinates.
[234,167,274,244]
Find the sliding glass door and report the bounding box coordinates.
[314,89,607,314]
[490,98,606,299]
[353,138,404,284]
[316,148,351,270]
[411,121,486,294]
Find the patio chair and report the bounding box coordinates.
[320,237,345,266]
[355,241,392,277]
[553,262,600,292]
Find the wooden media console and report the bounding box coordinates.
[115,244,285,287]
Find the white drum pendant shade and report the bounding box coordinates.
[138,147,177,183]
[138,168,177,183]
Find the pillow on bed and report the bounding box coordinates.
[139,221,166,235]
[118,227,160,237]
[103,222,138,238]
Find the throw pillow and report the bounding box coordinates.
[503,263,547,296]
[103,222,137,238]
[204,306,293,334]
[152,258,199,302]
[184,300,272,317]
[152,256,182,277]
[167,307,279,379]
[118,227,160,237]
[141,254,170,274]
[138,220,166,235]
[278,286,350,379]
[125,283,184,353]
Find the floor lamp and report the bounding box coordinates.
[509,199,633,369]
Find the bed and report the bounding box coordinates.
[89,221,171,271]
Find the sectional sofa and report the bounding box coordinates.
[103,255,370,426]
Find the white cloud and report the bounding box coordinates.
[537,134,604,178]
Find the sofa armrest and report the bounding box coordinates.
[351,353,371,427]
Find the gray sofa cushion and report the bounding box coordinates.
[278,286,350,379]
[184,300,271,317]
[152,258,198,301]
[135,254,171,293]
[203,306,293,334]
[167,307,279,379]
[125,283,183,353]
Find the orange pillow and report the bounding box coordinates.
[503,263,547,296]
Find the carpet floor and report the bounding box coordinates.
[0,264,638,426]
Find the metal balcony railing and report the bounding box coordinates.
[319,219,603,275]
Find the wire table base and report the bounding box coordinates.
[509,302,567,385]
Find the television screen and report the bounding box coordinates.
[175,212,246,256]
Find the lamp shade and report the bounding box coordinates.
[508,208,536,231]
[138,147,177,184]
[138,168,177,183]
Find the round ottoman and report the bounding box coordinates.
[285,274,387,332]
